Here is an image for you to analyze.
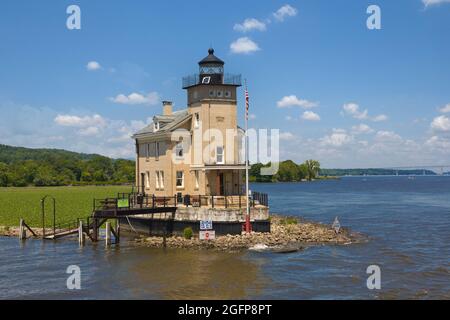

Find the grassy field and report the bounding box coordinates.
[0,186,131,227]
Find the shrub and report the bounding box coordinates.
[183,227,193,240]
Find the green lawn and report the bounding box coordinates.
[0,186,132,227]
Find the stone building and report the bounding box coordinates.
[133,48,246,199]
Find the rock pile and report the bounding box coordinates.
[134,215,361,251]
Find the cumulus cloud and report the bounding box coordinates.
[320,129,354,147]
[431,115,450,132]
[54,114,106,128]
[302,111,320,121]
[422,0,450,7]
[86,61,101,71]
[273,4,298,21]
[234,18,266,32]
[375,131,402,143]
[279,131,296,141]
[110,92,160,105]
[277,95,318,108]
[230,37,261,54]
[439,103,450,113]
[352,124,374,134]
[342,103,387,122]
[372,114,388,122]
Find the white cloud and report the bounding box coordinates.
[54,114,106,128]
[439,103,450,113]
[372,114,388,122]
[273,4,298,22]
[230,37,261,54]
[86,61,101,71]
[302,111,320,121]
[234,18,266,32]
[279,131,295,141]
[277,95,318,108]
[374,131,403,143]
[342,103,388,122]
[110,92,160,105]
[425,136,450,150]
[342,103,368,120]
[78,126,100,136]
[320,129,354,147]
[431,115,450,132]
[352,124,374,134]
[422,0,450,7]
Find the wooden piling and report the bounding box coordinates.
[105,222,111,246]
[78,221,85,246]
[19,219,26,240]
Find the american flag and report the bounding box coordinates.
[245,86,249,120]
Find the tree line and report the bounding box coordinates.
[250,160,321,182]
[0,144,134,187]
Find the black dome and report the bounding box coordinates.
[198,48,224,65]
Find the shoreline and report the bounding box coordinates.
[0,215,366,252]
[133,215,365,252]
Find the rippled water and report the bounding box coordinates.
[1,176,449,299]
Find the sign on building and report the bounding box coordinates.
[199,230,215,240]
[200,220,213,230]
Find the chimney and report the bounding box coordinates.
[162,101,173,116]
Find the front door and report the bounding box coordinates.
[216,173,224,195]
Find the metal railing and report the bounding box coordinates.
[93,191,269,211]
[182,73,242,88]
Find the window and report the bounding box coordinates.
[155,142,160,160]
[216,90,223,98]
[202,76,211,84]
[155,171,164,190]
[216,146,224,164]
[225,91,231,98]
[159,171,164,189]
[195,171,199,190]
[194,113,200,128]
[176,142,184,159]
[146,144,150,159]
[209,90,215,97]
[153,122,160,132]
[145,171,150,188]
[176,171,184,188]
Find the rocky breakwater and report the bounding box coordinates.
[134,215,364,252]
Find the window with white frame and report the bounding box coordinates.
[155,142,160,160]
[175,141,184,159]
[153,122,160,132]
[176,171,184,188]
[159,171,164,189]
[145,171,150,188]
[155,171,160,190]
[216,146,224,164]
[194,113,200,128]
[194,171,199,190]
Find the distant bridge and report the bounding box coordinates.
[380,165,450,176]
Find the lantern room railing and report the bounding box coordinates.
[182,73,242,88]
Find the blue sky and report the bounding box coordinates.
[0,0,449,167]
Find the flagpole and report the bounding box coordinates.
[244,79,251,234]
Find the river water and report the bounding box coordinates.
[1,176,449,299]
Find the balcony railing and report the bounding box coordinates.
[94,191,269,211]
[182,73,242,88]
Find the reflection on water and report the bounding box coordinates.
[1,176,449,299]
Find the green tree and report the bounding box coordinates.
[0,162,9,187]
[304,159,321,181]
